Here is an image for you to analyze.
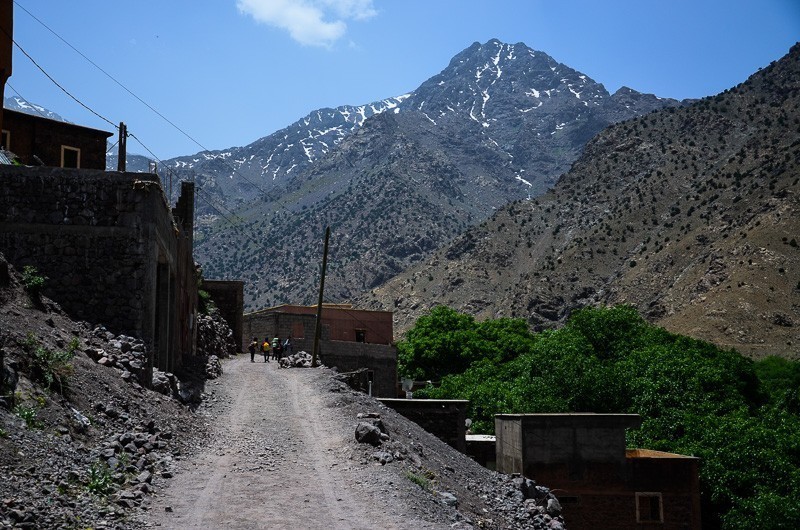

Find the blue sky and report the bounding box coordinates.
[7,0,800,160]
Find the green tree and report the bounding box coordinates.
[400,305,800,529]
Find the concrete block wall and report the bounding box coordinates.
[493,414,700,530]
[379,398,468,451]
[321,341,397,398]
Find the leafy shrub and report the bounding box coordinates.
[404,469,434,491]
[21,265,46,294]
[198,289,215,315]
[23,334,75,395]
[86,462,114,495]
[13,403,41,429]
[66,337,81,356]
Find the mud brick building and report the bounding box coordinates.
[495,413,701,530]
[1,109,113,170]
[243,304,397,397]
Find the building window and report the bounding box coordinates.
[355,329,366,343]
[1,129,9,149]
[292,322,304,340]
[61,145,80,168]
[636,492,663,523]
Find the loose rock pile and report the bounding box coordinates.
[92,420,175,510]
[195,309,236,358]
[0,256,207,529]
[85,327,149,386]
[352,410,567,529]
[278,350,315,368]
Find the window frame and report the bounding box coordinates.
[61,145,81,168]
[635,492,664,523]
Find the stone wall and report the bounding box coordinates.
[0,166,198,376]
[321,341,397,398]
[378,398,468,452]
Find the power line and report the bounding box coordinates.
[12,3,408,333]
[14,1,275,201]
[13,1,195,150]
[5,82,51,120]
[1,26,117,129]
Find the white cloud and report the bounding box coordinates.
[237,0,377,47]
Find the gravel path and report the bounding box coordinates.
[141,355,446,529]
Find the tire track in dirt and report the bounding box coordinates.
[140,356,409,529]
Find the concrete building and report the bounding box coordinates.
[243,304,397,397]
[495,413,701,530]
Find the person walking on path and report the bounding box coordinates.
[283,336,293,357]
[261,337,276,363]
[248,337,258,363]
[271,336,283,361]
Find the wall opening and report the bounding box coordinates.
[636,492,663,523]
[155,261,170,371]
[61,145,81,168]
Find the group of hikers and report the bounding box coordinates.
[248,335,293,363]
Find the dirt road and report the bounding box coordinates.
[141,355,448,529]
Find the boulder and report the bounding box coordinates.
[355,422,382,446]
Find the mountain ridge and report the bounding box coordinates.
[358,43,800,359]
[189,39,684,310]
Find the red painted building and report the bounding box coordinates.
[244,303,393,348]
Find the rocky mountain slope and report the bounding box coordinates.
[188,39,682,309]
[360,44,800,360]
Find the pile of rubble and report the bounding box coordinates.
[84,327,149,386]
[80,314,229,404]
[352,410,567,529]
[195,309,236,359]
[0,255,207,529]
[278,350,316,368]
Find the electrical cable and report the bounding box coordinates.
[1,27,117,129]
[5,82,52,120]
[13,2,408,341]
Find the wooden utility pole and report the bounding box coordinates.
[311,226,330,367]
[116,122,127,172]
